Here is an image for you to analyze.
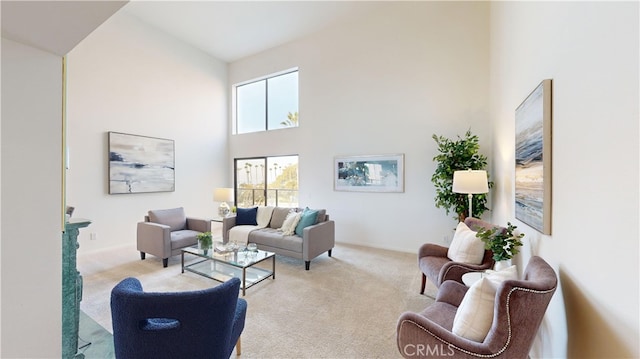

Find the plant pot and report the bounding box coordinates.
[494,259,511,271]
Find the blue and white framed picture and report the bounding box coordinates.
[515,79,552,234]
[334,154,404,192]
[108,132,175,194]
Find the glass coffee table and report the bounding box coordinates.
[181,243,275,296]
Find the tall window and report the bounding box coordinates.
[234,156,299,208]
[235,70,298,134]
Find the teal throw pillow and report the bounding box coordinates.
[295,208,318,236]
[236,207,258,225]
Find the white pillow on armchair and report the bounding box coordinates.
[447,221,485,265]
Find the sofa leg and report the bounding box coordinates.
[140,252,146,260]
[305,261,310,270]
[162,258,168,268]
[420,273,426,294]
[328,249,332,257]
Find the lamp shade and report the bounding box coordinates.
[213,188,234,203]
[452,170,489,194]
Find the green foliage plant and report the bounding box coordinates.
[196,231,213,249]
[475,222,524,261]
[431,129,493,222]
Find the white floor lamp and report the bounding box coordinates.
[452,169,489,219]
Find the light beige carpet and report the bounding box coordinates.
[78,243,437,358]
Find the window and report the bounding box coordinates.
[235,70,298,134]
[234,156,299,208]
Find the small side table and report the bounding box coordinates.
[461,272,485,286]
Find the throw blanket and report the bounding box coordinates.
[228,206,275,245]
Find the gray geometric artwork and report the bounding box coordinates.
[515,79,552,234]
[108,132,175,194]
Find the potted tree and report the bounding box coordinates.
[475,222,524,270]
[431,129,493,222]
[196,231,213,255]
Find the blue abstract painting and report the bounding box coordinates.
[108,132,175,194]
[515,80,552,234]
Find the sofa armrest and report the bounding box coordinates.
[136,222,171,258]
[186,217,212,233]
[302,220,335,260]
[222,216,237,243]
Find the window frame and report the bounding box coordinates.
[233,155,299,208]
[233,68,299,134]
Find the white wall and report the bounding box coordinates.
[229,2,491,253]
[489,2,639,358]
[1,38,63,357]
[66,12,229,254]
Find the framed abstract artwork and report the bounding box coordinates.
[108,132,175,194]
[334,154,404,192]
[515,79,552,234]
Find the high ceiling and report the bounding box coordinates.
[121,1,381,62]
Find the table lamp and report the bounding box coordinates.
[452,169,488,219]
[214,188,234,217]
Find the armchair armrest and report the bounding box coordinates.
[302,220,335,260]
[186,217,212,233]
[435,280,468,307]
[439,254,494,285]
[137,222,171,258]
[418,243,449,259]
[222,216,237,243]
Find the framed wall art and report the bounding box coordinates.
[515,79,552,234]
[108,132,175,194]
[334,154,404,192]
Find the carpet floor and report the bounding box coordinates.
[78,243,437,358]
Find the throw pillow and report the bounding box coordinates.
[452,266,518,342]
[447,221,484,265]
[295,208,319,236]
[270,207,292,229]
[281,212,302,236]
[236,207,258,225]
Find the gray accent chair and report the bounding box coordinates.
[397,255,558,358]
[418,217,497,293]
[137,207,211,267]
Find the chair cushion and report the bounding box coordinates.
[149,208,187,232]
[236,207,258,225]
[452,265,518,342]
[170,230,199,249]
[447,221,485,265]
[270,207,293,229]
[295,208,319,236]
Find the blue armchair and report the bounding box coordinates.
[110,277,247,358]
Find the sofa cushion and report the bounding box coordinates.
[295,208,319,236]
[447,221,484,265]
[236,207,258,225]
[249,228,303,253]
[315,209,327,223]
[281,211,302,236]
[270,207,292,229]
[148,207,187,232]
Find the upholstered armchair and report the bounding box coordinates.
[397,256,558,358]
[137,207,211,267]
[419,217,497,293]
[111,277,247,359]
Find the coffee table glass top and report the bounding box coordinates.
[182,243,274,268]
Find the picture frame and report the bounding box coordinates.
[515,79,552,234]
[108,132,175,194]
[334,154,404,192]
